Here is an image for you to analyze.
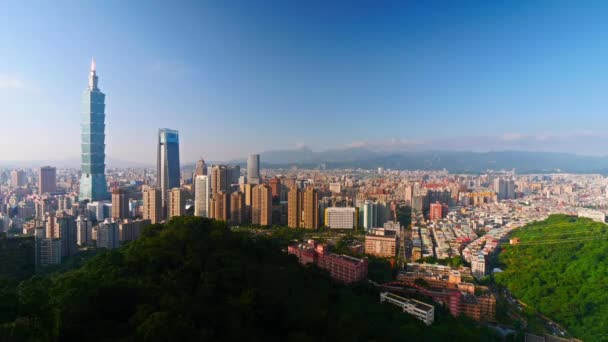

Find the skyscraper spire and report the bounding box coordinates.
[88,58,99,91]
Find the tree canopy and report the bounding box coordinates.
[496,214,608,340]
[0,217,501,341]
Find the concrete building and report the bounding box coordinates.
[35,234,61,267]
[118,218,150,242]
[230,191,245,225]
[429,201,448,221]
[380,292,434,325]
[47,214,78,257]
[194,175,210,217]
[288,241,368,283]
[97,219,119,249]
[39,166,57,194]
[142,186,162,224]
[211,165,229,194]
[288,187,302,228]
[472,251,487,279]
[365,229,398,257]
[247,154,260,185]
[325,207,357,230]
[303,187,319,229]
[252,184,272,226]
[76,215,93,246]
[210,191,229,221]
[11,170,26,187]
[111,188,129,219]
[168,188,185,219]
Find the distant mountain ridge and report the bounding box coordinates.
[249,148,608,173]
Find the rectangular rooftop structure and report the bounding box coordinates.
[380,292,435,325]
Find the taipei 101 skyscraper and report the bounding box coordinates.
[79,58,109,202]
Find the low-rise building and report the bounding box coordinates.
[380,292,434,325]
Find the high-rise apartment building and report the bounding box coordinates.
[211,165,229,194]
[97,219,119,249]
[47,213,78,257]
[269,177,281,200]
[194,175,210,217]
[35,235,61,267]
[303,187,319,229]
[157,128,181,218]
[247,154,260,185]
[168,188,185,219]
[111,188,129,219]
[227,165,240,186]
[210,191,229,221]
[76,215,92,246]
[39,166,57,194]
[194,158,207,177]
[11,170,26,187]
[288,187,302,228]
[118,218,151,242]
[142,186,162,224]
[252,184,271,225]
[79,59,109,202]
[230,191,245,225]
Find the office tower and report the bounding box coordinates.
[157,128,181,218]
[227,165,240,186]
[230,191,245,225]
[269,177,281,200]
[505,178,516,200]
[11,170,26,187]
[247,154,260,185]
[362,200,377,231]
[76,215,92,246]
[142,186,162,224]
[303,187,319,229]
[194,158,207,177]
[288,187,302,228]
[168,188,185,219]
[211,165,228,194]
[97,219,119,249]
[210,191,229,221]
[118,218,150,242]
[39,166,57,194]
[252,184,271,226]
[194,175,210,217]
[111,188,129,219]
[79,59,109,202]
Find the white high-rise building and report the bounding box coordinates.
[194,175,210,217]
[97,219,119,249]
[76,215,93,246]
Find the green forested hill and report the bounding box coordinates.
[0,217,501,341]
[496,214,608,341]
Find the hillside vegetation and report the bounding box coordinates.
[0,217,502,341]
[496,214,608,340]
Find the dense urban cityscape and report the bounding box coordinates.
[4,1,608,341]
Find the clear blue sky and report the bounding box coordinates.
[2,0,608,164]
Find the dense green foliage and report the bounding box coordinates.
[0,217,503,341]
[496,214,608,340]
[0,235,34,280]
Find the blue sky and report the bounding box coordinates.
[2,0,608,164]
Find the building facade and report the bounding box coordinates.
[157,128,180,218]
[39,166,57,194]
[252,184,271,225]
[79,59,109,202]
[247,154,260,185]
[194,175,210,217]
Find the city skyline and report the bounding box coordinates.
[4,1,608,164]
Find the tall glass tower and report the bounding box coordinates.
[157,128,180,217]
[79,59,108,202]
